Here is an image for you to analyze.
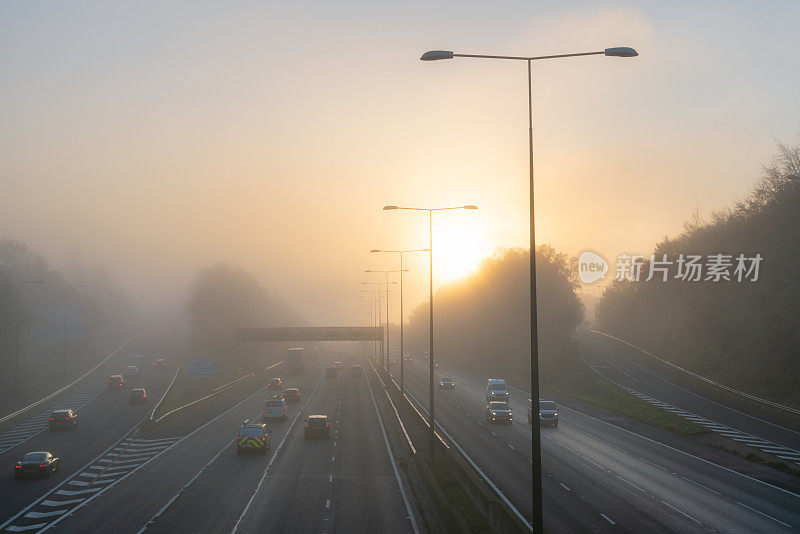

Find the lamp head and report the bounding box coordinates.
[420,50,454,61]
[464,205,478,210]
[604,47,638,57]
[383,205,398,210]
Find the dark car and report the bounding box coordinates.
[49,409,78,430]
[325,366,338,378]
[268,377,283,390]
[333,361,343,369]
[350,365,363,378]
[437,378,455,390]
[15,451,60,479]
[283,387,301,402]
[153,358,166,369]
[486,401,513,424]
[304,415,330,439]
[538,400,558,426]
[237,420,271,454]
[108,375,125,390]
[129,388,148,404]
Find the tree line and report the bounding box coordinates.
[598,138,800,404]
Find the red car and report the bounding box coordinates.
[283,388,301,402]
[108,375,125,390]
[153,358,166,369]
[268,377,283,390]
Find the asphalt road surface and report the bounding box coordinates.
[396,357,800,533]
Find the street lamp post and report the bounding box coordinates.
[14,279,45,395]
[63,284,85,384]
[383,204,478,455]
[361,286,387,362]
[362,281,397,368]
[371,249,428,395]
[420,45,637,533]
[365,269,407,372]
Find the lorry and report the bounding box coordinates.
[286,347,305,375]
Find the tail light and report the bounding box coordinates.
[49,418,54,421]
[40,464,47,467]
[15,465,21,469]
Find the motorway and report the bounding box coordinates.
[396,356,800,533]
[0,334,178,532]
[3,357,416,533]
[580,332,800,467]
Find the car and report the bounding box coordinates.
[153,358,166,369]
[350,365,363,378]
[283,387,301,402]
[486,378,510,401]
[129,388,148,404]
[304,415,330,438]
[124,365,140,377]
[263,397,288,420]
[388,357,397,367]
[437,378,455,390]
[108,375,125,390]
[433,360,439,368]
[325,366,338,378]
[49,409,78,430]
[267,377,283,390]
[333,361,343,369]
[538,400,558,426]
[403,354,413,363]
[15,451,60,479]
[237,420,271,454]
[486,401,513,424]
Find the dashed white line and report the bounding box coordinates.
[615,475,646,493]
[559,483,571,491]
[680,476,721,496]
[661,501,701,524]
[600,513,615,525]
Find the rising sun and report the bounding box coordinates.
[431,218,492,284]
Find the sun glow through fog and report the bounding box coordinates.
[432,218,493,284]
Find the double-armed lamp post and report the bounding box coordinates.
[383,204,477,454]
[370,249,428,394]
[419,45,637,533]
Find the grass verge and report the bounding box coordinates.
[428,456,490,532]
[546,355,707,436]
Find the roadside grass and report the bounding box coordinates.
[707,444,800,478]
[428,457,490,532]
[546,355,707,436]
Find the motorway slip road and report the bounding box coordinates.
[0,336,178,532]
[399,358,800,533]
[580,333,800,467]
[43,358,416,534]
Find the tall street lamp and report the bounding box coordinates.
[362,281,397,368]
[365,269,407,371]
[383,204,478,454]
[64,284,85,384]
[420,45,637,532]
[361,286,385,361]
[14,279,45,395]
[371,249,428,395]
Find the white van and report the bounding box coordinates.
[486,378,509,401]
[262,398,288,421]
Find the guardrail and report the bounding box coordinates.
[0,333,141,427]
[370,358,531,533]
[589,329,800,416]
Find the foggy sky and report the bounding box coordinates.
[2,1,798,325]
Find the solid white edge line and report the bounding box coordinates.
[736,501,793,528]
[364,360,420,534]
[230,374,324,534]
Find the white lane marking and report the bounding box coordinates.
[736,501,792,528]
[615,475,646,493]
[231,374,325,534]
[600,513,615,525]
[6,523,48,531]
[680,476,721,495]
[364,359,421,534]
[329,474,333,482]
[508,444,515,451]
[325,499,331,509]
[661,501,701,524]
[40,499,84,507]
[640,458,669,471]
[559,483,571,491]
[582,457,605,471]
[24,510,67,519]
[55,487,103,496]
